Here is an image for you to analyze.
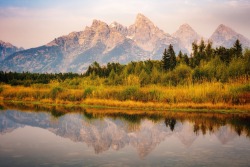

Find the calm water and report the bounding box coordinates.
[0,107,250,167]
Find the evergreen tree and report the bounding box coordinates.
[183,53,189,65]
[215,46,231,64]
[169,44,177,70]
[205,41,214,61]
[192,41,198,57]
[198,39,206,54]
[162,48,170,71]
[233,39,242,58]
[192,39,207,66]
[162,45,176,71]
[177,51,183,64]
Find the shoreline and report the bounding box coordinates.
[1,99,249,113]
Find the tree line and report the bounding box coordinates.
[0,71,82,86]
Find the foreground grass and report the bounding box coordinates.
[0,81,249,111]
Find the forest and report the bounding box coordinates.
[0,39,249,110]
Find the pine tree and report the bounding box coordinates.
[169,44,176,70]
[162,45,176,71]
[205,41,213,61]
[177,51,183,64]
[162,48,170,71]
[233,39,242,58]
[192,41,198,57]
[183,53,189,65]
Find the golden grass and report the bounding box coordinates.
[82,98,250,110]
[0,80,249,111]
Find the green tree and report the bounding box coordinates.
[233,39,242,58]
[169,45,177,70]
[151,67,161,84]
[243,49,250,75]
[139,69,150,86]
[205,41,214,61]
[183,53,189,65]
[162,48,170,71]
[162,44,176,71]
[215,46,231,64]
[177,50,183,65]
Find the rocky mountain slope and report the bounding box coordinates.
[0,14,249,73]
[0,40,23,62]
[209,24,250,48]
[172,24,202,53]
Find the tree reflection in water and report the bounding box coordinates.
[1,102,250,138]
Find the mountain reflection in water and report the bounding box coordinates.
[0,107,250,166]
[0,108,249,159]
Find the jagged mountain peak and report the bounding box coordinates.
[173,23,199,37]
[177,23,196,32]
[127,13,171,52]
[136,13,151,21]
[210,24,250,48]
[134,13,155,28]
[179,23,193,29]
[0,40,13,47]
[0,40,23,61]
[0,40,22,49]
[110,21,122,28]
[172,23,201,53]
[217,24,231,29]
[109,22,128,36]
[214,24,237,35]
[90,19,109,31]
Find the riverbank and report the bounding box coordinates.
[0,82,249,112]
[1,99,249,113]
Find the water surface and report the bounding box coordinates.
[0,108,250,167]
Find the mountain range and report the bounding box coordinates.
[0,13,249,73]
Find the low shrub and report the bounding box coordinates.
[50,86,64,100]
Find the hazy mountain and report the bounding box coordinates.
[0,14,249,73]
[209,24,250,48]
[172,24,202,53]
[0,40,23,62]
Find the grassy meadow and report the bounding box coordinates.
[0,78,249,111]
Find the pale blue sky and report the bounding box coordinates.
[0,0,249,48]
